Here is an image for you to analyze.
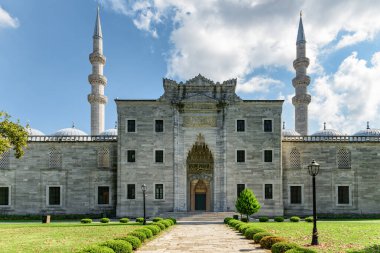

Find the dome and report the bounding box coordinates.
[100,128,117,136]
[353,122,380,136]
[282,129,301,137]
[53,126,87,136]
[26,127,45,136]
[311,123,345,136]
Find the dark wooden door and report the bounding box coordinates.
[195,193,206,210]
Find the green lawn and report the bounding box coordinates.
[0,222,143,253]
[253,220,380,253]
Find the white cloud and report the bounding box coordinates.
[0,6,19,28]
[237,76,283,93]
[309,52,380,134]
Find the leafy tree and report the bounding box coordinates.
[235,188,261,221]
[0,112,28,158]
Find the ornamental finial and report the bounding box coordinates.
[283,121,285,130]
[115,121,118,129]
[367,121,370,129]
[300,10,302,18]
[323,122,326,130]
[72,122,75,128]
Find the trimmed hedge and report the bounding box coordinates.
[233,214,239,220]
[227,219,240,227]
[274,216,284,222]
[116,236,141,250]
[260,236,286,249]
[238,224,251,233]
[285,248,317,253]
[136,217,144,223]
[157,220,171,228]
[81,218,92,224]
[152,217,163,222]
[128,231,147,242]
[244,227,266,239]
[241,224,256,234]
[271,242,299,253]
[135,228,153,239]
[165,219,175,226]
[348,244,380,253]
[100,239,132,253]
[119,218,129,223]
[259,217,269,222]
[79,245,115,253]
[224,217,233,224]
[290,216,300,222]
[100,218,110,223]
[304,217,313,223]
[152,222,166,230]
[253,232,273,243]
[167,217,177,224]
[145,225,160,235]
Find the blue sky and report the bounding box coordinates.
[1,0,380,135]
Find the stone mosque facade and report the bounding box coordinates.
[1,10,380,218]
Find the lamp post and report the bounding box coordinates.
[307,159,320,246]
[141,184,147,225]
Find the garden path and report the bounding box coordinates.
[137,221,269,253]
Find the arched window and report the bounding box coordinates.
[337,148,351,169]
[289,148,301,169]
[98,147,110,168]
[0,150,10,169]
[49,147,62,168]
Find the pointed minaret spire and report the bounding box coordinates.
[88,7,108,135]
[367,121,370,129]
[292,12,311,135]
[323,122,326,130]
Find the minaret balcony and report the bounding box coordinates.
[88,74,107,86]
[88,94,108,104]
[89,52,106,65]
[292,94,311,105]
[293,57,310,69]
[292,76,310,88]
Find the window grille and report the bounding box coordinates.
[49,147,62,168]
[337,148,351,169]
[98,148,110,168]
[289,148,301,169]
[0,151,10,169]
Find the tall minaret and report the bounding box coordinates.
[88,6,107,135]
[292,12,311,135]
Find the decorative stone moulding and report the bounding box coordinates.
[293,57,310,68]
[292,94,311,105]
[89,52,106,65]
[292,76,311,87]
[88,74,107,85]
[88,94,108,104]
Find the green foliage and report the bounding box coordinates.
[79,245,115,253]
[233,221,243,229]
[241,224,256,234]
[135,228,153,238]
[0,112,28,159]
[227,219,241,228]
[81,218,92,224]
[135,217,144,223]
[290,216,300,222]
[100,239,132,253]
[259,217,269,222]
[128,231,146,242]
[167,217,177,224]
[224,217,233,224]
[253,232,273,243]
[260,236,286,249]
[152,217,163,222]
[235,189,261,220]
[119,218,129,223]
[152,222,165,230]
[158,220,171,228]
[284,248,317,253]
[233,214,239,220]
[145,225,160,235]
[100,218,110,223]
[348,244,380,253]
[115,236,141,250]
[165,219,174,226]
[304,217,313,223]
[244,227,266,239]
[274,217,284,222]
[238,224,251,233]
[271,242,300,253]
[241,217,248,222]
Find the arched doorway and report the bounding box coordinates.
[187,134,213,211]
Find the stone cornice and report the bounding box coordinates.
[293,57,309,69]
[292,94,311,105]
[88,94,108,104]
[292,76,310,87]
[88,74,107,86]
[89,52,106,65]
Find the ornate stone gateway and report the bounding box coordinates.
[187,134,213,211]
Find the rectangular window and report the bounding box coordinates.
[236,150,245,163]
[48,186,61,206]
[264,150,273,162]
[0,187,9,205]
[155,120,164,132]
[237,184,245,197]
[127,120,136,132]
[127,150,135,162]
[98,186,110,205]
[264,184,273,199]
[127,184,135,199]
[264,119,273,132]
[155,150,164,163]
[338,186,350,204]
[155,184,164,199]
[290,186,302,204]
[236,120,245,132]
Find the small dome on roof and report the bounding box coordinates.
[311,123,346,136]
[100,128,117,136]
[53,123,87,136]
[353,122,380,136]
[281,122,301,137]
[26,127,45,136]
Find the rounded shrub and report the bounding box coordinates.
[128,231,147,242]
[241,224,256,234]
[244,227,266,239]
[238,224,251,233]
[233,214,239,220]
[135,228,153,238]
[304,216,313,223]
[145,225,160,235]
[285,248,317,253]
[152,222,165,230]
[152,217,163,222]
[253,232,273,243]
[100,218,110,223]
[274,216,284,222]
[165,219,174,226]
[167,217,177,224]
[259,217,269,222]
[158,220,171,228]
[290,216,300,222]
[224,217,233,224]
[100,239,133,253]
[136,217,144,223]
[116,235,141,250]
[260,236,286,249]
[271,242,300,253]
[241,217,248,222]
[79,245,115,253]
[81,218,92,224]
[227,219,240,227]
[119,218,129,223]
